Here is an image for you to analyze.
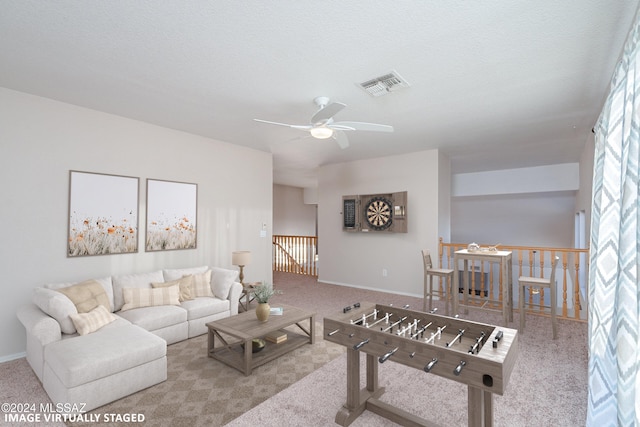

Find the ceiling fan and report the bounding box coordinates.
[254,96,393,149]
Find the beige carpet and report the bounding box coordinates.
[228,310,588,427]
[1,272,588,426]
[0,322,344,427]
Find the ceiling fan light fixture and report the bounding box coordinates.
[310,127,334,139]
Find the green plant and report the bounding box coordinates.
[251,282,282,304]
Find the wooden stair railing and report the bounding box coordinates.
[272,235,318,276]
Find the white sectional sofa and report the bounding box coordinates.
[17,265,242,412]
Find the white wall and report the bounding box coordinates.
[438,150,452,241]
[452,163,579,197]
[273,184,316,235]
[317,149,449,297]
[451,191,576,247]
[450,164,580,248]
[0,88,273,359]
[575,134,595,245]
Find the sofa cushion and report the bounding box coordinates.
[180,297,230,320]
[33,288,78,334]
[56,279,111,313]
[151,276,193,302]
[191,270,213,297]
[116,305,187,331]
[69,305,117,336]
[112,271,164,311]
[211,267,239,299]
[162,266,208,282]
[45,277,114,315]
[44,324,166,388]
[121,286,180,312]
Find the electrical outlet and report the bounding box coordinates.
[382,268,388,277]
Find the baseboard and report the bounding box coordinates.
[319,280,424,300]
[0,351,26,363]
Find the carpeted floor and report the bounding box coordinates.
[0,272,588,426]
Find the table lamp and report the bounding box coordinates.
[232,250,251,284]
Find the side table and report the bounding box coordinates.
[239,282,260,311]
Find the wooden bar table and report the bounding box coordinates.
[453,249,513,325]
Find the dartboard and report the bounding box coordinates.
[365,196,392,230]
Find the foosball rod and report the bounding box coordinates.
[425,325,447,344]
[410,321,433,339]
[366,312,391,329]
[381,316,408,333]
[446,329,466,347]
[350,309,379,326]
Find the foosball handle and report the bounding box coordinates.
[353,338,369,351]
[492,330,504,348]
[379,347,399,363]
[424,358,438,372]
[453,360,467,376]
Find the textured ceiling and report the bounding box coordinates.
[1,1,638,188]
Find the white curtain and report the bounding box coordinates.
[588,9,640,427]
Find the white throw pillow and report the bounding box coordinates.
[33,287,78,334]
[210,267,239,300]
[120,285,180,312]
[69,305,116,336]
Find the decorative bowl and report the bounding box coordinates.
[241,338,266,353]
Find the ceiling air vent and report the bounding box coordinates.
[358,70,410,97]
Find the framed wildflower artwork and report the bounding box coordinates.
[145,179,197,251]
[68,171,140,257]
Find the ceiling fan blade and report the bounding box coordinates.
[333,130,349,149]
[332,121,394,132]
[311,102,346,124]
[328,124,356,131]
[254,119,312,130]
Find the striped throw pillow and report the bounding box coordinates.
[69,305,116,336]
[121,285,180,312]
[151,275,194,302]
[191,270,213,297]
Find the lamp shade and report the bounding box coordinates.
[232,250,251,266]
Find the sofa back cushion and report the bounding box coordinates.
[211,267,239,299]
[162,266,208,282]
[33,287,78,334]
[112,270,164,312]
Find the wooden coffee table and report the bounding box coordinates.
[206,303,315,375]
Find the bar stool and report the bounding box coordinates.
[519,256,560,339]
[422,249,454,315]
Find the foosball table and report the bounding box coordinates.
[323,302,518,427]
